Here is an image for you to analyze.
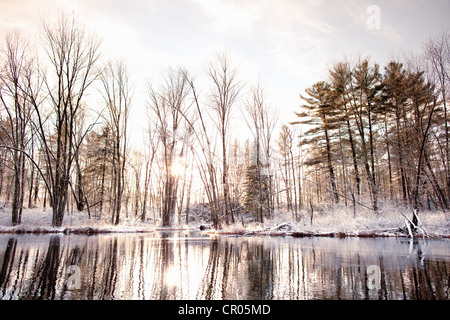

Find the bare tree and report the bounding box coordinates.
[181,70,222,229]
[0,32,36,225]
[142,114,159,222]
[277,125,295,212]
[147,67,190,227]
[243,81,277,222]
[100,60,131,225]
[424,32,450,197]
[205,52,243,224]
[36,13,102,227]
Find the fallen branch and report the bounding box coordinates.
[400,212,429,238]
[413,210,429,237]
[404,218,414,238]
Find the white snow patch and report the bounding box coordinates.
[0,204,155,233]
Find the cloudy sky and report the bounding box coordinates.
[1,0,450,145]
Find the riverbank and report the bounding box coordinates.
[212,227,450,239]
[0,204,449,238]
[208,204,450,239]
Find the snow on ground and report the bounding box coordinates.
[221,203,450,238]
[0,204,156,233]
[0,201,449,237]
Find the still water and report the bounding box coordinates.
[0,232,449,300]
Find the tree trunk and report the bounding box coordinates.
[185,165,193,225]
[345,119,361,196]
[142,159,150,222]
[368,104,378,211]
[324,126,339,204]
[11,154,22,225]
[384,117,394,200]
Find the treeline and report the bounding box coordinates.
[0,14,272,228]
[293,32,450,225]
[0,13,449,229]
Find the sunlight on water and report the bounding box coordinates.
[165,267,179,287]
[0,233,449,300]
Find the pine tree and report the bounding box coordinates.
[243,162,269,222]
[83,125,114,219]
[329,61,361,197]
[350,58,383,211]
[293,81,340,204]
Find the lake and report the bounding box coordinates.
[0,232,449,300]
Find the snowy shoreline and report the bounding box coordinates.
[1,225,449,239]
[1,205,449,239]
[212,228,450,239]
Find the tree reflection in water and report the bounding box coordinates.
[0,234,448,300]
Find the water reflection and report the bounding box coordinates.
[0,233,448,300]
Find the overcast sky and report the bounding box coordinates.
[1,0,450,145]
